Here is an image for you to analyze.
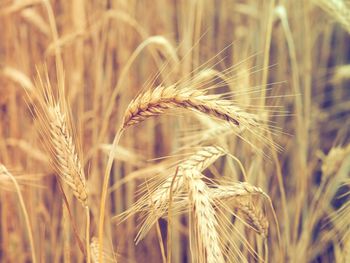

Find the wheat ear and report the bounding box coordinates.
[90,237,103,263]
[122,85,259,129]
[161,181,268,216]
[236,198,269,238]
[313,0,350,33]
[134,146,225,243]
[151,146,226,207]
[185,169,225,263]
[33,72,88,206]
[90,236,116,262]
[210,182,268,200]
[32,71,90,262]
[48,105,88,205]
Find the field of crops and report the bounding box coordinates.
[0,1,349,262]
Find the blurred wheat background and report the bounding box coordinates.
[0,0,350,262]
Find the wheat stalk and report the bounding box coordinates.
[0,165,37,263]
[32,71,90,262]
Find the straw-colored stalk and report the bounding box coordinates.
[0,165,37,263]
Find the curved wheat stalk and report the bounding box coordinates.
[0,165,37,263]
[31,70,90,262]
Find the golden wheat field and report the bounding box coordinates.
[0,0,350,262]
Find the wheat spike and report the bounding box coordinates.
[90,237,102,263]
[185,169,225,263]
[90,237,116,262]
[122,85,259,129]
[236,197,269,238]
[210,182,267,200]
[151,145,226,205]
[159,181,268,221]
[33,72,88,207]
[134,146,225,243]
[322,144,350,177]
[313,0,350,33]
[48,105,87,206]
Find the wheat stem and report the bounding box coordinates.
[1,165,37,263]
[98,127,124,263]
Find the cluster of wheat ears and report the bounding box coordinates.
[1,0,350,262]
[28,64,275,263]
